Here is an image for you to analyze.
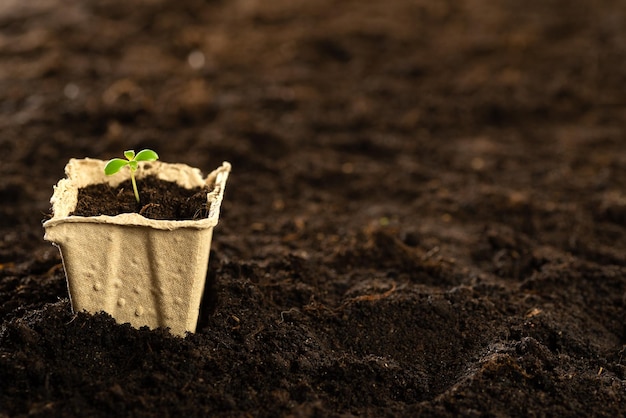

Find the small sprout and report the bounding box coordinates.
[104,149,159,203]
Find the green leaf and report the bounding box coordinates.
[104,159,129,175]
[124,150,136,160]
[128,160,138,171]
[135,149,159,162]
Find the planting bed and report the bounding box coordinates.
[1,0,625,416]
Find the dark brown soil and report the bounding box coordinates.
[1,0,626,416]
[71,176,210,220]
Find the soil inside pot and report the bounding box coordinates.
[69,176,210,220]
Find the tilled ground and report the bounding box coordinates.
[1,0,626,416]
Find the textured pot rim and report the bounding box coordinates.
[43,158,231,232]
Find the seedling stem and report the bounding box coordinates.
[104,149,159,203]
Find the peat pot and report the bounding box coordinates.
[43,158,231,336]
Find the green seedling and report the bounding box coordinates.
[104,149,159,203]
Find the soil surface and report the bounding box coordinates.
[1,0,626,416]
[71,176,210,220]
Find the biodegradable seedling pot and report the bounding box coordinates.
[43,158,231,336]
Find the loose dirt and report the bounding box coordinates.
[71,176,210,220]
[1,0,625,416]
